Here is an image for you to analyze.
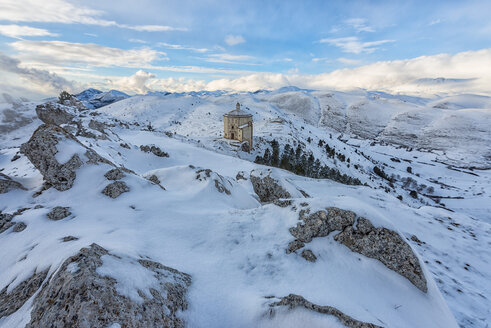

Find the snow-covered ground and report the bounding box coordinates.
[0,88,489,327]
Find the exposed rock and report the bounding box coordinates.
[88,119,107,134]
[12,222,26,232]
[10,153,20,162]
[0,172,25,193]
[101,181,130,198]
[140,145,169,157]
[235,171,247,181]
[289,208,355,243]
[61,236,79,242]
[47,206,72,221]
[147,174,160,185]
[269,294,382,328]
[26,244,191,328]
[273,199,292,207]
[0,212,14,233]
[146,175,166,190]
[20,124,113,191]
[0,268,50,320]
[104,168,125,180]
[120,143,131,149]
[286,240,305,254]
[36,103,74,125]
[334,218,427,292]
[250,170,291,203]
[196,168,231,195]
[301,249,317,262]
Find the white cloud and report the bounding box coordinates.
[337,57,362,65]
[0,24,58,39]
[205,53,255,64]
[0,51,77,94]
[344,18,375,33]
[319,36,394,54]
[9,40,168,68]
[128,49,491,96]
[108,70,155,94]
[129,39,148,44]
[0,0,185,32]
[158,42,208,53]
[225,35,245,46]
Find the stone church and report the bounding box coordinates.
[224,102,253,150]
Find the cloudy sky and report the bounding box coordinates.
[1,0,490,98]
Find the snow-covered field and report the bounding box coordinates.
[0,88,489,327]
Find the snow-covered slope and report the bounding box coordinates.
[0,88,489,327]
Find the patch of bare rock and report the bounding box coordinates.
[24,244,191,328]
[101,181,130,198]
[268,294,382,328]
[47,206,71,221]
[0,173,25,194]
[287,206,427,292]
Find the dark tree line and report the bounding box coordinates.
[255,140,361,185]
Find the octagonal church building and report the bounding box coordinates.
[224,102,253,149]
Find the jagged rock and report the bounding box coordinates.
[0,268,50,320]
[26,244,191,328]
[195,168,232,195]
[10,153,20,162]
[61,236,79,242]
[269,294,382,328]
[334,218,428,292]
[104,168,125,180]
[0,212,14,233]
[235,171,247,181]
[146,175,166,190]
[120,143,131,149]
[250,170,291,203]
[140,145,169,157]
[101,181,130,198]
[301,249,317,262]
[286,240,305,254]
[20,124,113,191]
[273,199,292,207]
[0,173,25,193]
[88,119,107,134]
[36,103,75,125]
[47,206,72,221]
[12,222,26,232]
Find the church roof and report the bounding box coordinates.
[224,102,252,117]
[224,108,252,117]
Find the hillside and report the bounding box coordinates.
[0,88,489,327]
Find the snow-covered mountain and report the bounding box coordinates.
[75,88,130,109]
[0,88,489,327]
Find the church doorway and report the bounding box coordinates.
[231,133,235,139]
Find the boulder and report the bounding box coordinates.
[301,249,317,262]
[268,294,382,328]
[101,181,130,198]
[20,124,113,191]
[250,170,292,203]
[47,206,71,221]
[36,103,75,125]
[104,168,126,181]
[334,218,427,292]
[0,173,25,194]
[26,244,191,328]
[140,145,169,157]
[0,212,14,233]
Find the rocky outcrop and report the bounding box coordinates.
[140,145,169,157]
[301,249,317,262]
[268,294,382,328]
[0,268,50,320]
[335,218,427,292]
[47,206,71,221]
[196,168,232,195]
[101,181,130,198]
[36,103,75,125]
[287,206,427,292]
[0,173,25,193]
[104,168,126,180]
[26,244,191,328]
[12,222,26,232]
[0,211,14,233]
[289,207,355,243]
[250,170,291,203]
[20,124,113,191]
